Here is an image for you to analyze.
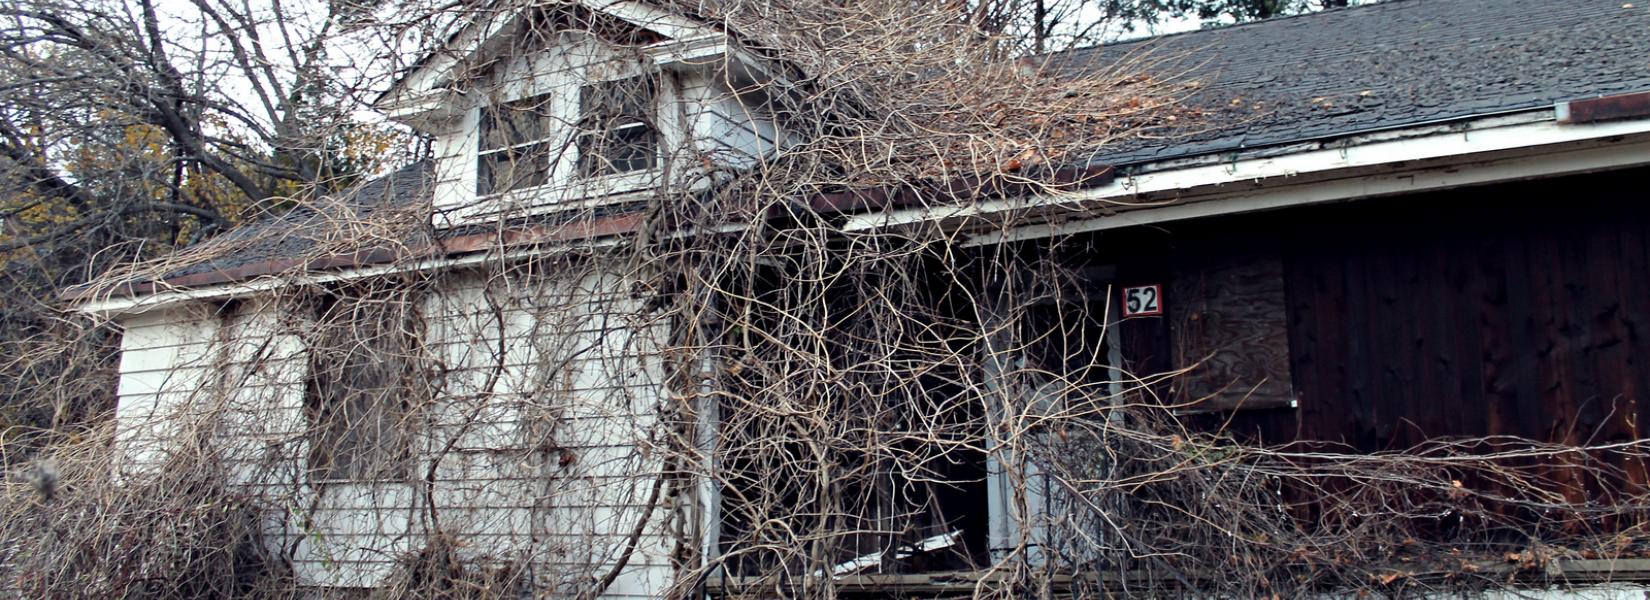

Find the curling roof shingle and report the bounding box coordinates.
[1054,0,1650,166]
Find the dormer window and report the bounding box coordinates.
[576,76,657,177]
[385,3,789,227]
[477,94,556,197]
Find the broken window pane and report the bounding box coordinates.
[477,94,555,197]
[576,77,657,177]
[477,142,555,197]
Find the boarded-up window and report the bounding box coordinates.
[304,291,423,482]
[1169,248,1295,411]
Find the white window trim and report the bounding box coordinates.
[450,29,677,215]
[476,93,561,199]
[470,72,671,214]
[567,74,668,195]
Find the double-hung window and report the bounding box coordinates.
[477,94,557,197]
[576,76,657,177]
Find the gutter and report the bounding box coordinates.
[830,92,1650,246]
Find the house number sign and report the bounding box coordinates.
[1122,284,1163,317]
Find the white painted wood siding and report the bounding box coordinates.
[109,258,675,597]
[428,29,793,227]
[114,305,225,475]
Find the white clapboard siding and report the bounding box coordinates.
[414,267,674,597]
[429,109,478,219]
[218,305,310,489]
[287,482,422,588]
[111,259,676,598]
[114,306,224,474]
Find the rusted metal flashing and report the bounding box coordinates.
[1558,90,1650,125]
[433,210,648,255]
[66,167,1113,303]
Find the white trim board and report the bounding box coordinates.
[965,132,1650,247]
[830,110,1650,245]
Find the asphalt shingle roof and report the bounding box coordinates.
[160,161,433,280]
[1054,0,1650,166]
[138,0,1650,287]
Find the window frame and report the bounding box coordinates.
[574,74,661,182]
[302,290,423,485]
[475,92,560,198]
[455,51,674,223]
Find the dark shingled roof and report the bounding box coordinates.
[1054,0,1650,166]
[136,0,1650,288]
[159,161,433,280]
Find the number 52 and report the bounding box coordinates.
[1123,285,1161,317]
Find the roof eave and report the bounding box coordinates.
[930,104,1650,247]
[90,88,1650,316]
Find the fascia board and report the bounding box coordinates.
[836,110,1650,242]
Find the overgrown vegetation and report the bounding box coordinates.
[0,0,412,454]
[3,427,288,598]
[1,0,1644,598]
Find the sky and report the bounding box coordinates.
[139,0,1216,156]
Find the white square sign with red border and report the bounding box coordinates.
[1122,284,1163,317]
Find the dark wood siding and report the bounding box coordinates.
[1269,168,1650,454]
[1099,167,1650,462]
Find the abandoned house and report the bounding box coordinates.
[64,0,1650,597]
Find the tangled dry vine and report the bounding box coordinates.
[2,1,1648,598]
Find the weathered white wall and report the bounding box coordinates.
[429,29,790,226]
[412,264,673,596]
[109,258,675,597]
[113,305,224,474]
